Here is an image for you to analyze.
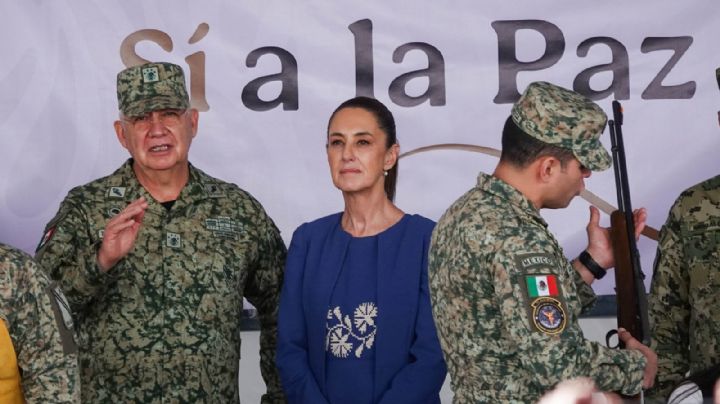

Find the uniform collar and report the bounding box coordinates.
[476,172,548,228]
[111,159,221,210]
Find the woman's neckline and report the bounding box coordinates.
[342,213,408,239]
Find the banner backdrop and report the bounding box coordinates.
[1,1,719,296]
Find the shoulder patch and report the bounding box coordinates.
[525,274,559,297]
[36,201,75,252]
[514,253,556,271]
[36,226,56,252]
[531,297,566,335]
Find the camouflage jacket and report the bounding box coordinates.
[428,173,646,403]
[0,243,78,403]
[648,175,720,399]
[35,160,287,403]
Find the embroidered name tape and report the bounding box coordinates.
[205,217,240,240]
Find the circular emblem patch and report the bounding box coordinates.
[531,297,566,335]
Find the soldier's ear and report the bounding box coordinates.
[114,120,130,150]
[189,109,199,138]
[536,156,559,183]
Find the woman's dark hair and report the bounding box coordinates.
[667,363,720,403]
[327,96,399,201]
[499,116,575,169]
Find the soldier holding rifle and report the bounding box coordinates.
[429,81,657,403]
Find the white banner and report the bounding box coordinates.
[1,1,718,295]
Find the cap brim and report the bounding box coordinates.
[574,139,611,172]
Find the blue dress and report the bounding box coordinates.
[325,231,380,404]
[277,213,447,404]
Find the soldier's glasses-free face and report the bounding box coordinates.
[122,109,189,131]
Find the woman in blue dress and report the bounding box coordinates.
[276,97,447,404]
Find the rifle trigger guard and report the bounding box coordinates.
[605,329,620,349]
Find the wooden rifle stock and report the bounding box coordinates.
[610,211,648,345]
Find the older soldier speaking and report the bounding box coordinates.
[35,62,286,403]
[429,81,657,403]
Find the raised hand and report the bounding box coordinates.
[97,197,148,272]
[585,205,647,270]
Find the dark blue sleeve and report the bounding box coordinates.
[378,220,447,404]
[276,224,330,404]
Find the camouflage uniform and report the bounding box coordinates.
[429,173,646,403]
[429,82,647,403]
[35,160,286,403]
[0,243,78,403]
[648,175,720,399]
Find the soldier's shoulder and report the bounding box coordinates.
[63,166,128,202]
[680,174,720,196]
[193,167,257,201]
[0,242,33,262]
[0,242,38,272]
[671,174,720,213]
[441,197,522,233]
[0,242,46,287]
[192,167,277,230]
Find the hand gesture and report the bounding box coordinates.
[97,197,148,272]
[585,206,647,269]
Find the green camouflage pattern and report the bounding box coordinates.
[0,243,79,403]
[511,81,611,171]
[428,173,646,403]
[35,160,287,404]
[117,62,190,117]
[647,175,720,400]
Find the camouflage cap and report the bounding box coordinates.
[511,81,611,171]
[116,62,189,117]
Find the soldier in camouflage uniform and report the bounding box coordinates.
[0,242,78,403]
[429,81,657,403]
[647,69,720,401]
[35,62,286,403]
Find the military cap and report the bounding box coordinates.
[116,62,190,117]
[511,81,611,171]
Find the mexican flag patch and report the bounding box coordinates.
[526,274,558,297]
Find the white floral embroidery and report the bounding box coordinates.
[326,302,378,358]
[354,302,377,333]
[328,327,352,358]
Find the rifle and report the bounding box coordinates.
[606,101,651,402]
[607,100,651,348]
